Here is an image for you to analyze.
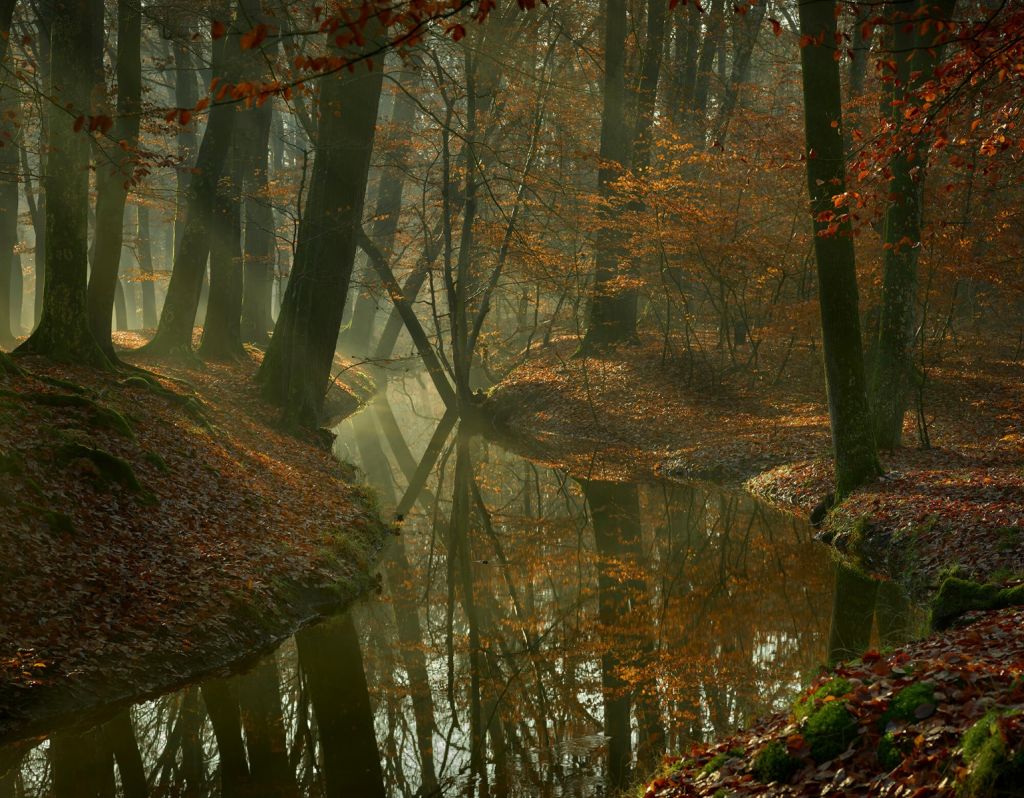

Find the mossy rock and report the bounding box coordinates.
[804,700,859,763]
[751,740,800,784]
[794,677,852,720]
[881,682,935,730]
[959,710,1024,797]
[700,748,743,776]
[932,576,1024,631]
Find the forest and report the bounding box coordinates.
[0,0,1023,794]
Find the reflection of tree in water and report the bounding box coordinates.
[1,391,877,797]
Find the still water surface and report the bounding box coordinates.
[0,376,916,796]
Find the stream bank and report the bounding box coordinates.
[0,335,389,742]
[485,336,1024,795]
[486,336,1024,594]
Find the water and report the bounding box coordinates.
[0,375,914,797]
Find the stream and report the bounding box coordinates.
[0,374,920,797]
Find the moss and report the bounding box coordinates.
[804,700,859,763]
[36,375,87,394]
[794,677,852,720]
[143,450,169,473]
[0,351,24,376]
[932,576,1024,631]
[15,391,135,438]
[57,443,144,494]
[0,450,24,476]
[959,711,1024,797]
[44,509,76,535]
[751,740,800,784]
[881,682,935,729]
[700,748,743,775]
[877,732,907,771]
[997,527,1021,553]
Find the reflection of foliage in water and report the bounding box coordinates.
[0,388,834,797]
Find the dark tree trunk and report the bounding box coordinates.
[198,143,245,360]
[0,0,19,347]
[257,36,384,428]
[10,252,21,336]
[238,100,275,345]
[870,0,957,448]
[581,0,635,350]
[172,38,199,260]
[136,204,158,327]
[797,0,881,498]
[711,0,765,145]
[144,8,242,357]
[295,615,385,798]
[632,0,668,173]
[15,0,108,365]
[237,0,278,345]
[86,0,142,359]
[690,0,724,138]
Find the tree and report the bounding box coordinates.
[580,0,633,351]
[797,0,882,498]
[86,0,143,360]
[869,0,957,448]
[143,6,243,357]
[15,0,108,365]
[257,37,384,428]
[0,0,20,348]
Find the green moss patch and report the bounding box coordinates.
[751,740,800,784]
[805,700,859,763]
[700,748,743,776]
[932,576,1024,631]
[881,682,936,730]
[794,677,852,720]
[958,711,1024,797]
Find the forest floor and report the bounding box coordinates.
[0,331,388,742]
[487,335,1024,591]
[487,334,1024,796]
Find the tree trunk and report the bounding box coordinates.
[237,0,278,346]
[172,38,199,260]
[257,36,384,428]
[797,0,881,498]
[136,204,158,327]
[86,0,142,360]
[581,0,635,350]
[15,0,108,365]
[870,0,957,448]
[198,143,245,360]
[0,0,18,347]
[344,65,418,356]
[144,7,242,357]
[238,100,275,344]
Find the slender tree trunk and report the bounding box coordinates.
[238,100,275,344]
[711,0,765,146]
[136,204,158,327]
[870,0,957,448]
[581,0,635,350]
[86,0,142,359]
[15,0,108,365]
[690,0,724,138]
[10,252,21,336]
[345,66,417,355]
[237,0,278,345]
[797,0,881,498]
[172,38,199,260]
[257,35,384,428]
[198,143,245,359]
[144,7,242,357]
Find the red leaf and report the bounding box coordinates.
[211,20,227,40]
[770,18,782,37]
